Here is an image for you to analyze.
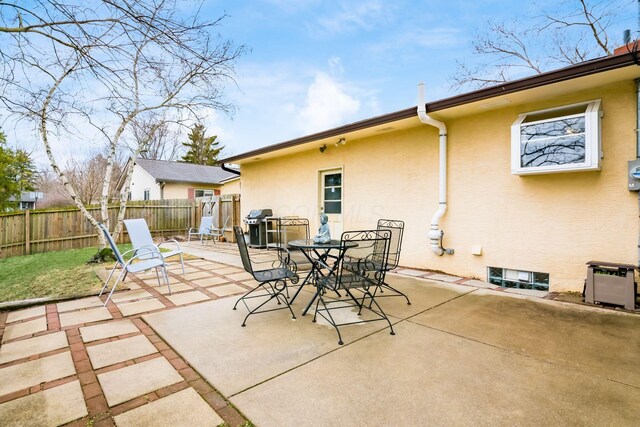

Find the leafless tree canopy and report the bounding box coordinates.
[451,0,632,90]
[0,0,245,246]
[131,118,184,161]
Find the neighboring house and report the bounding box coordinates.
[221,46,640,293]
[8,191,45,210]
[118,158,239,200]
[220,175,241,195]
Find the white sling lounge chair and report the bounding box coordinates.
[124,218,185,274]
[98,223,171,306]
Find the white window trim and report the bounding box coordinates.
[511,99,601,175]
[195,189,214,198]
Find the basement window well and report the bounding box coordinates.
[511,100,601,175]
[488,267,549,291]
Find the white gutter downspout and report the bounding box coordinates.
[417,83,453,256]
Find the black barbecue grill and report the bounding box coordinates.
[243,209,273,248]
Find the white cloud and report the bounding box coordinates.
[314,1,391,36]
[297,72,360,134]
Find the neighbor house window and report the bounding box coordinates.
[194,189,214,198]
[143,189,150,200]
[511,100,601,175]
[487,267,549,291]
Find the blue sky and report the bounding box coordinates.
[2,0,636,165]
[200,0,636,158]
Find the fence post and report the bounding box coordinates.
[24,209,30,255]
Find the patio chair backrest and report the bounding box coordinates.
[339,229,391,286]
[124,218,155,259]
[276,217,310,247]
[199,216,213,234]
[233,226,254,275]
[376,219,404,270]
[98,223,125,266]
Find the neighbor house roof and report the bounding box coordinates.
[118,158,238,189]
[221,49,640,164]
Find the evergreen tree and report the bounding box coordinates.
[0,132,37,210]
[181,124,224,166]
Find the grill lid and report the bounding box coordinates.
[246,209,272,219]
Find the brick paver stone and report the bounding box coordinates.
[97,357,183,407]
[57,297,104,313]
[80,320,139,343]
[115,299,166,317]
[165,291,209,306]
[59,307,113,328]
[6,306,46,323]
[0,331,68,365]
[0,380,87,426]
[0,352,75,397]
[86,335,158,369]
[113,387,223,427]
[2,317,47,342]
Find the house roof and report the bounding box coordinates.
[135,158,238,185]
[221,49,640,165]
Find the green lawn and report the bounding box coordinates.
[0,245,132,303]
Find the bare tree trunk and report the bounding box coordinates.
[39,63,106,248]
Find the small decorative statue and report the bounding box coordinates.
[313,212,331,243]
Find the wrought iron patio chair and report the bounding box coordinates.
[313,229,395,345]
[98,223,170,306]
[187,216,213,243]
[232,226,299,326]
[275,217,312,297]
[372,219,411,305]
[124,218,185,274]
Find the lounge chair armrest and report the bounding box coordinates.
[124,250,163,267]
[158,239,182,251]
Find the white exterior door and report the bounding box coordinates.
[319,169,343,238]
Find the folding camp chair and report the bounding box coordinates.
[124,218,185,274]
[232,226,299,327]
[98,223,170,306]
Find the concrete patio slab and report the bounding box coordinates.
[208,283,246,297]
[427,273,463,282]
[378,274,473,319]
[2,317,47,342]
[192,276,231,287]
[0,331,68,365]
[80,320,139,343]
[98,357,183,406]
[0,351,75,397]
[57,296,104,313]
[411,289,640,387]
[109,289,153,303]
[144,296,393,396]
[460,279,496,289]
[214,267,243,275]
[165,290,209,306]
[59,306,113,327]
[113,387,224,427]
[6,306,46,323]
[0,380,87,427]
[394,268,427,277]
[86,335,157,369]
[182,271,211,281]
[115,299,166,316]
[225,272,254,282]
[156,282,193,294]
[231,320,640,426]
[502,287,548,297]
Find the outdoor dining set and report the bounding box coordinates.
[94,214,411,345]
[232,217,411,345]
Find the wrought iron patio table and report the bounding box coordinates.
[287,239,358,315]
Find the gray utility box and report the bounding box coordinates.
[585,261,637,310]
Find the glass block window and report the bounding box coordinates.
[487,267,549,291]
[511,100,601,175]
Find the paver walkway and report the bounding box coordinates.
[0,257,260,426]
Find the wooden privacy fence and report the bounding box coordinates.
[0,195,241,259]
